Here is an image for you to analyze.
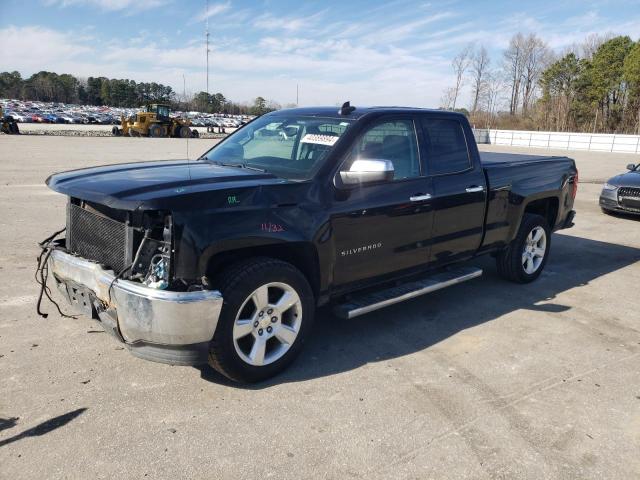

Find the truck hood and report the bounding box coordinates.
[46,159,281,210]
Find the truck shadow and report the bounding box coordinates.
[198,233,640,388]
[0,408,86,448]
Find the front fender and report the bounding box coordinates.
[172,207,319,281]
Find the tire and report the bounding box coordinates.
[209,257,315,383]
[179,125,191,138]
[111,126,121,136]
[149,124,163,138]
[191,130,200,138]
[496,213,550,283]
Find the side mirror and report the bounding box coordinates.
[627,163,637,171]
[339,159,394,186]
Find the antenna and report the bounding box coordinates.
[339,101,356,115]
[206,0,210,96]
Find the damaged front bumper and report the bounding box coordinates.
[48,245,223,366]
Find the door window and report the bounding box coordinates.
[420,118,471,175]
[347,119,421,180]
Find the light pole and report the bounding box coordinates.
[205,0,210,96]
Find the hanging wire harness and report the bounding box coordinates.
[35,227,77,319]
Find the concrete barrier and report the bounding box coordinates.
[473,128,640,154]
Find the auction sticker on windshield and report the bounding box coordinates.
[301,134,339,146]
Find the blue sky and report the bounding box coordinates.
[1,0,640,107]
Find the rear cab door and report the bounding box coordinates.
[418,113,488,266]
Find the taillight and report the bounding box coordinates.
[571,171,579,199]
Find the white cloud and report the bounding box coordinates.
[193,1,231,23]
[43,0,168,12]
[358,12,456,45]
[0,25,93,72]
[252,11,327,32]
[0,23,451,107]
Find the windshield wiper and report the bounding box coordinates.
[240,163,268,173]
[209,160,267,173]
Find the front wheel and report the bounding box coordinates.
[496,213,550,283]
[208,258,315,383]
[179,125,191,138]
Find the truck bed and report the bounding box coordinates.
[480,151,571,167]
[478,151,577,251]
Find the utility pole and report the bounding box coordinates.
[182,74,186,98]
[205,0,210,96]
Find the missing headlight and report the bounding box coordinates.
[130,214,172,289]
[144,254,169,289]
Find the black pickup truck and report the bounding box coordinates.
[44,105,578,382]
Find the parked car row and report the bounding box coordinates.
[0,99,254,128]
[1,99,130,125]
[187,114,250,129]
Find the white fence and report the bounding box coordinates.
[473,128,640,154]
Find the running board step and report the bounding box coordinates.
[333,266,483,319]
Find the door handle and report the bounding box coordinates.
[409,194,432,202]
[465,186,485,193]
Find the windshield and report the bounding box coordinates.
[202,114,352,180]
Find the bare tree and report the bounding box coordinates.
[521,34,552,114]
[483,70,505,129]
[440,87,456,109]
[450,45,473,109]
[503,33,527,115]
[470,45,490,112]
[579,32,615,59]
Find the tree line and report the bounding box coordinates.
[442,33,640,134]
[0,70,279,115]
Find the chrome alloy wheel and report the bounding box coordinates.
[232,282,302,366]
[522,226,547,274]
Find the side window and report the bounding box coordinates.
[347,119,421,180]
[420,117,471,175]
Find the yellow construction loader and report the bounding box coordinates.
[112,104,198,138]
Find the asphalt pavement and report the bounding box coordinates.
[0,136,639,479]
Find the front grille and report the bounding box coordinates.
[67,203,131,273]
[618,187,640,199]
[618,187,640,211]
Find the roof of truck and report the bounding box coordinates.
[270,106,466,120]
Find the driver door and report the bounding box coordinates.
[330,116,434,286]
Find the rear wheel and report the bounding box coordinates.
[208,258,315,383]
[496,213,550,283]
